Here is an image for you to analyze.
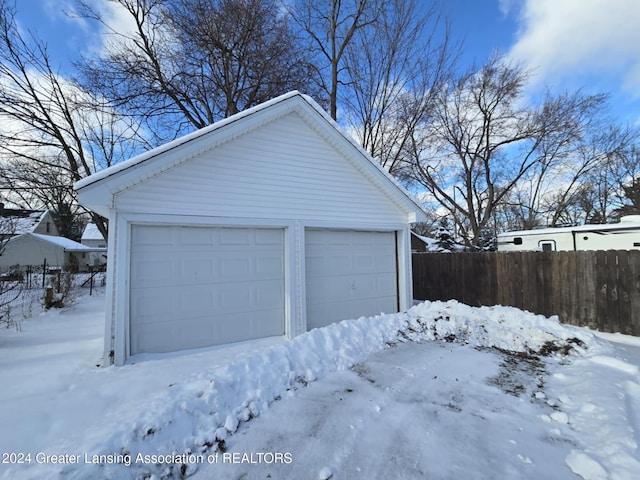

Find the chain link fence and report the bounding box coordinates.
[0,265,106,330]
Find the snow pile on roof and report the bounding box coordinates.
[19,233,99,251]
[413,233,438,250]
[414,233,466,253]
[4,300,604,479]
[80,223,103,241]
[0,210,46,235]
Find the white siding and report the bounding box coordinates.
[115,113,408,225]
[32,212,59,236]
[0,236,66,268]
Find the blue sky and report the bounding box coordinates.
[12,0,640,127]
[444,0,640,126]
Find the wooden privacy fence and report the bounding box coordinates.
[412,250,640,336]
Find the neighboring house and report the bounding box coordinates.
[0,233,107,271]
[80,222,107,249]
[0,206,59,240]
[497,215,640,252]
[411,232,438,252]
[80,223,108,268]
[411,232,467,253]
[76,91,427,365]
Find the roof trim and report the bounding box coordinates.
[13,233,106,252]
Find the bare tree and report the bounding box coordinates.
[0,214,22,327]
[0,159,86,239]
[410,55,609,246]
[292,0,378,120]
[77,0,317,141]
[614,174,640,218]
[341,0,457,178]
[545,126,636,225]
[0,0,142,240]
[504,124,637,228]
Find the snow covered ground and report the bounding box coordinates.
[1,288,639,479]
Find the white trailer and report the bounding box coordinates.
[497,216,640,252]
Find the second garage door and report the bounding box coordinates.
[305,229,398,330]
[129,225,285,355]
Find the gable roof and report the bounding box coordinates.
[9,233,105,252]
[81,223,103,241]
[0,209,49,235]
[75,91,426,222]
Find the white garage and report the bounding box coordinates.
[76,91,426,365]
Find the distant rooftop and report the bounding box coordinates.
[0,207,48,235]
[81,223,104,241]
[27,233,103,251]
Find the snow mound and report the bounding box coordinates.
[17,300,604,479]
[402,301,597,356]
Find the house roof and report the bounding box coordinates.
[0,209,48,235]
[81,223,103,241]
[412,232,438,248]
[75,91,426,222]
[10,233,106,252]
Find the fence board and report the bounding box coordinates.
[629,253,640,335]
[412,250,640,335]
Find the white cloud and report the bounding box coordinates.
[39,0,141,58]
[497,0,519,17]
[507,0,640,97]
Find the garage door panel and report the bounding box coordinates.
[208,307,283,342]
[132,259,175,282]
[179,286,216,313]
[307,297,396,325]
[220,257,252,277]
[219,227,252,245]
[307,273,393,302]
[179,226,215,245]
[180,259,216,283]
[131,293,174,320]
[219,283,252,309]
[254,281,285,307]
[133,316,216,354]
[255,228,283,245]
[256,256,284,276]
[132,225,175,246]
[130,225,285,355]
[305,229,398,330]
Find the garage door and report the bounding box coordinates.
[305,229,398,330]
[130,225,285,355]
